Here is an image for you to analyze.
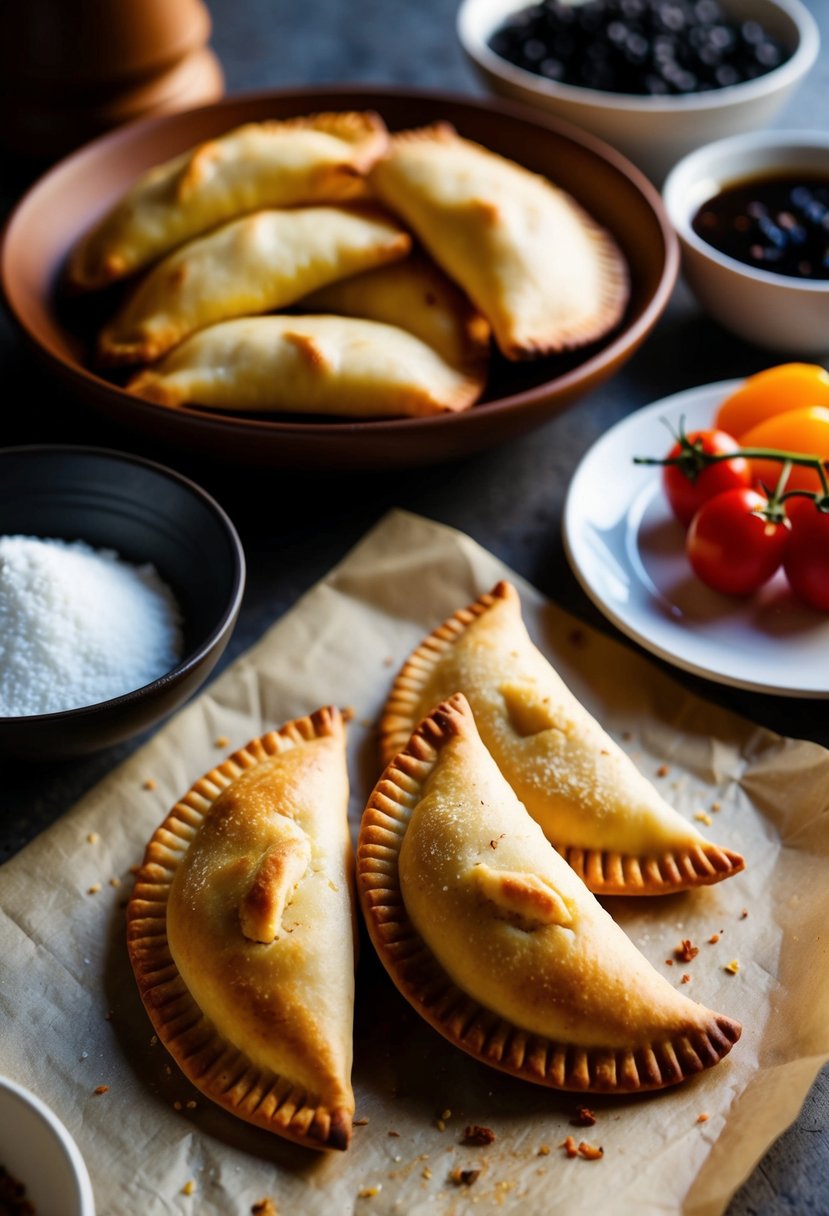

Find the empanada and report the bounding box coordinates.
[126,707,356,1150]
[369,123,629,360]
[300,250,491,373]
[380,582,744,894]
[359,694,741,1092]
[98,205,411,365]
[127,315,485,417]
[68,111,388,290]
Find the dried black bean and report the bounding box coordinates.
[487,0,791,96]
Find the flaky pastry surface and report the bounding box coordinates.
[126,706,355,1150]
[359,695,740,1091]
[380,582,744,894]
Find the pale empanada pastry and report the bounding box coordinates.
[97,205,411,365]
[300,250,491,373]
[127,315,485,417]
[380,583,744,895]
[126,707,356,1150]
[359,694,741,1092]
[68,111,388,290]
[369,123,629,361]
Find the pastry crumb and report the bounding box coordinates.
[181,1180,195,1197]
[462,1125,495,1146]
[441,1108,452,1120]
[571,1106,596,1127]
[93,1085,109,1095]
[450,1167,481,1187]
[537,1144,551,1156]
[186,1100,197,1110]
[665,958,674,966]
[354,1117,369,1126]
[87,883,101,895]
[422,1166,432,1180]
[695,811,713,826]
[358,1185,381,1198]
[708,933,720,944]
[109,876,121,888]
[711,801,721,812]
[724,959,740,975]
[387,1130,399,1137]
[740,908,749,919]
[251,1200,278,1216]
[578,1141,604,1161]
[675,939,699,963]
[142,778,157,791]
[173,1101,183,1111]
[656,764,670,778]
[87,832,99,844]
[214,735,230,748]
[681,973,691,984]
[436,1119,446,1132]
[697,1113,709,1124]
[149,1034,158,1046]
[561,1135,579,1158]
[383,656,395,667]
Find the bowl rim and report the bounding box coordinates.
[0,1074,95,1216]
[457,0,820,114]
[662,128,829,292]
[0,443,246,724]
[0,83,679,448]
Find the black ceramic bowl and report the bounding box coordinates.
[0,446,245,758]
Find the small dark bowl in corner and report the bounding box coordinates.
[0,446,245,759]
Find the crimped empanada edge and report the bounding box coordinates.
[378,582,745,894]
[358,694,741,1094]
[125,706,354,1151]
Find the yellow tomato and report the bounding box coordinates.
[715,363,829,439]
[740,406,829,494]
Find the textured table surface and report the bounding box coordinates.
[1,1,829,1211]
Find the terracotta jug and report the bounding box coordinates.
[0,0,224,160]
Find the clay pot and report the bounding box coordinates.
[0,0,224,160]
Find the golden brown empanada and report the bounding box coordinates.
[68,111,388,290]
[369,123,629,360]
[380,582,744,894]
[127,314,485,417]
[299,249,491,373]
[126,707,356,1150]
[359,694,741,1092]
[97,205,411,365]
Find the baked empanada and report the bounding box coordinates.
[98,205,411,365]
[68,111,388,290]
[380,582,744,894]
[126,707,356,1150]
[127,315,485,417]
[300,250,491,373]
[369,123,629,360]
[359,694,740,1092]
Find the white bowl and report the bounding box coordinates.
[457,0,820,182]
[663,130,829,352]
[0,1076,95,1216]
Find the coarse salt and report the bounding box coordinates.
[0,535,183,716]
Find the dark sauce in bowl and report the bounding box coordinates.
[692,175,829,280]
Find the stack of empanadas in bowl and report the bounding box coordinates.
[127,582,745,1152]
[69,110,630,419]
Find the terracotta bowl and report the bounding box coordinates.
[1,87,679,471]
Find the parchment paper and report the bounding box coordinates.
[1,509,828,1216]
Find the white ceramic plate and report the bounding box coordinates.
[563,379,829,698]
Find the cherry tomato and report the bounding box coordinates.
[686,488,790,596]
[783,498,829,611]
[715,363,829,439]
[662,429,751,527]
[739,406,829,494]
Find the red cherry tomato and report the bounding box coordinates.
[662,429,752,527]
[783,498,829,611]
[686,488,790,596]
